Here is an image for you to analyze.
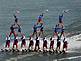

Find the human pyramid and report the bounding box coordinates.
[4,13,68,53]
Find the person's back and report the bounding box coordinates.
[33,24,37,32]
[18,25,21,33]
[5,36,10,48]
[43,38,47,45]
[13,15,21,33]
[36,37,39,44]
[38,14,43,21]
[54,24,61,37]
[21,35,26,48]
[28,37,34,49]
[10,25,14,32]
[54,25,58,32]
[56,36,61,50]
[34,37,40,50]
[32,24,37,37]
[63,38,68,51]
[37,14,44,24]
[59,14,63,23]
[43,38,47,48]
[9,24,17,37]
[40,24,44,31]
[50,37,54,49]
[60,28,65,37]
[13,37,18,49]
[14,15,18,24]
[14,38,18,43]
[58,14,64,29]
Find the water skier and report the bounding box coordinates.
[43,37,47,51]
[21,34,26,48]
[13,37,18,49]
[63,38,68,52]
[28,37,34,51]
[5,34,10,48]
[50,37,54,50]
[34,37,40,51]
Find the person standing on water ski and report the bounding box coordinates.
[13,37,18,49]
[34,37,40,51]
[21,34,26,48]
[28,36,34,50]
[5,33,11,48]
[43,37,47,51]
[50,37,54,50]
[63,38,68,51]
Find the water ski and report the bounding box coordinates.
[11,48,20,52]
[49,49,54,54]
[21,48,27,52]
[43,48,48,54]
[2,48,11,52]
[62,50,66,53]
[1,49,5,52]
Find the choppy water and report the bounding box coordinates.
[0,0,81,61]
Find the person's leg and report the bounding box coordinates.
[54,32,58,37]
[52,44,53,49]
[8,42,10,48]
[40,30,43,36]
[13,31,17,37]
[28,43,31,49]
[51,41,54,49]
[57,42,60,51]
[65,43,68,51]
[34,44,37,50]
[32,32,34,36]
[13,43,15,48]
[43,43,44,50]
[50,44,51,49]
[46,44,47,49]
[9,32,12,37]
[35,32,37,37]
[24,42,26,48]
[66,46,67,51]
[21,43,23,48]
[16,43,18,49]
[62,32,65,37]
[38,44,40,50]
[59,42,61,51]
[5,41,7,47]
